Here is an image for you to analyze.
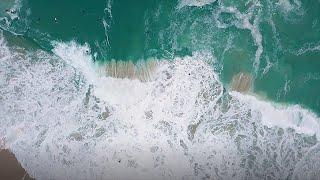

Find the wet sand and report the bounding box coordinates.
[0,149,34,180]
[231,72,252,93]
[104,59,158,82]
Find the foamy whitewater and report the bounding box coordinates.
[178,0,217,8]
[1,30,320,180]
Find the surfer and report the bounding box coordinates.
[10,9,16,14]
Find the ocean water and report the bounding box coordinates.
[0,0,320,179]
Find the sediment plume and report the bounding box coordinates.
[103,59,158,82]
[231,72,252,93]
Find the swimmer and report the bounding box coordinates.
[54,17,58,23]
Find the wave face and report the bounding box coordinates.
[0,0,320,179]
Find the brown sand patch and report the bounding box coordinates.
[104,59,158,82]
[231,72,252,93]
[0,149,34,180]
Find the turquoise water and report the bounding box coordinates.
[1,0,320,179]
[1,0,319,113]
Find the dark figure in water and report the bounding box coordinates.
[81,9,86,16]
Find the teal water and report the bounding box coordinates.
[1,0,319,113]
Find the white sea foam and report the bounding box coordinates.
[231,92,320,138]
[1,39,320,179]
[292,143,320,180]
[295,42,320,55]
[52,41,99,84]
[177,0,216,8]
[102,0,113,48]
[276,0,301,13]
[276,0,304,22]
[214,4,263,74]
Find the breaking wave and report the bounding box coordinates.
[1,35,320,179]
